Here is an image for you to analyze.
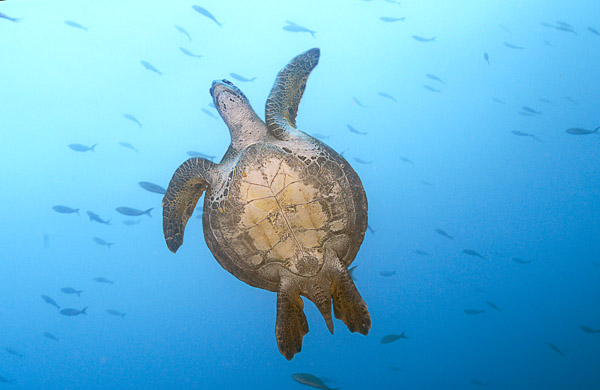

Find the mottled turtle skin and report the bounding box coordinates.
[163,48,371,360]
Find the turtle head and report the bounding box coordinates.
[210,79,266,148]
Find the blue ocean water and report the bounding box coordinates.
[1,0,600,388]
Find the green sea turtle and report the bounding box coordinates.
[163,48,371,360]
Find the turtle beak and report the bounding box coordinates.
[210,79,236,99]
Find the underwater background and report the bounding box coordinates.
[1,0,600,388]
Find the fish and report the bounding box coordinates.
[229,73,257,82]
[291,373,338,390]
[580,325,600,334]
[42,295,60,310]
[566,127,599,135]
[43,234,50,249]
[471,379,489,386]
[485,301,502,311]
[563,96,577,104]
[503,41,523,49]
[544,39,555,47]
[347,124,367,135]
[283,21,315,38]
[174,25,191,41]
[123,220,141,225]
[554,25,576,34]
[423,85,441,93]
[588,27,600,36]
[53,205,79,215]
[388,366,403,372]
[592,262,600,267]
[68,143,96,152]
[60,287,83,297]
[420,180,434,186]
[463,249,485,259]
[93,236,114,249]
[352,97,368,108]
[380,332,408,343]
[116,207,153,217]
[511,131,542,143]
[435,228,453,240]
[412,35,436,42]
[377,92,397,102]
[548,343,566,357]
[139,181,167,195]
[379,17,405,23]
[64,20,88,30]
[43,332,60,341]
[512,257,531,264]
[379,270,396,277]
[5,347,22,358]
[87,211,111,225]
[537,97,552,104]
[483,52,489,64]
[353,157,372,165]
[140,60,162,75]
[106,309,127,318]
[180,47,202,58]
[556,20,573,28]
[464,309,485,315]
[201,108,218,118]
[187,151,216,160]
[0,12,21,22]
[414,249,431,257]
[384,0,402,4]
[311,133,330,140]
[367,224,375,234]
[426,73,444,84]
[60,307,87,316]
[492,97,505,104]
[192,5,222,27]
[119,142,138,153]
[399,156,414,166]
[0,374,14,384]
[123,113,142,128]
[521,106,541,115]
[498,24,511,33]
[93,277,114,284]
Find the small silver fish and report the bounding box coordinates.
[435,229,453,240]
[399,156,414,166]
[60,287,83,297]
[229,73,257,82]
[69,143,96,152]
[174,25,192,41]
[41,295,60,310]
[512,257,531,264]
[53,205,79,215]
[123,113,142,128]
[93,236,114,249]
[106,309,127,318]
[352,97,368,107]
[87,211,111,224]
[566,127,599,135]
[521,106,541,114]
[353,157,372,165]
[423,85,441,93]
[511,130,542,143]
[579,325,600,334]
[138,181,166,195]
[463,249,485,259]
[492,97,505,104]
[283,21,315,37]
[347,124,367,135]
[426,73,444,84]
[503,41,523,49]
[0,12,21,22]
[380,332,408,343]
[43,332,60,341]
[485,301,502,311]
[412,35,436,42]
[588,27,600,36]
[192,5,222,27]
[379,17,405,23]
[116,207,153,217]
[64,20,88,30]
[379,270,396,277]
[60,307,87,316]
[484,52,489,64]
[291,373,337,390]
[5,347,22,358]
[377,92,397,102]
[140,60,162,75]
[414,249,431,257]
[471,379,489,386]
[180,47,202,58]
[119,142,138,153]
[93,277,114,284]
[548,343,566,357]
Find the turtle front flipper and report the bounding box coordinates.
[327,249,371,335]
[265,48,320,140]
[163,157,216,253]
[276,278,309,360]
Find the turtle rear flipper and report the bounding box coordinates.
[276,278,309,360]
[265,48,320,140]
[163,157,216,253]
[327,249,371,335]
